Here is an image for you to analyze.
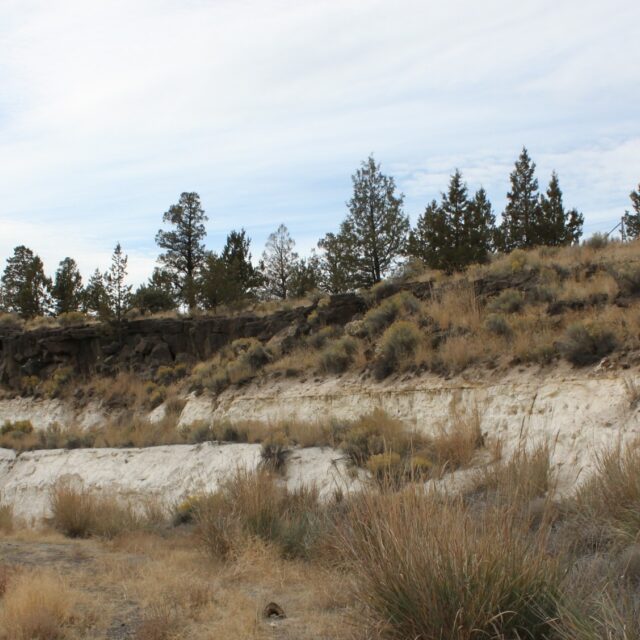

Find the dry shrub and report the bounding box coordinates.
[488,289,525,313]
[363,291,420,335]
[50,480,161,538]
[260,431,290,473]
[559,322,617,366]
[339,490,560,640]
[339,409,422,467]
[0,502,13,533]
[135,600,183,640]
[374,320,421,379]
[320,336,358,374]
[0,312,23,331]
[0,569,82,640]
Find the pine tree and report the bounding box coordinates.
[344,155,410,287]
[289,252,322,298]
[1,246,51,318]
[83,269,110,319]
[104,243,132,323]
[156,192,208,310]
[623,183,640,239]
[220,229,261,300]
[51,257,83,315]
[499,148,541,251]
[260,224,299,299]
[538,172,584,246]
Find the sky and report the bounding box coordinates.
[1,0,639,285]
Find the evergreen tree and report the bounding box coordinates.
[467,187,497,263]
[538,172,584,246]
[623,182,640,239]
[499,147,541,251]
[317,226,357,294]
[344,155,410,286]
[83,269,110,319]
[198,253,229,310]
[408,172,495,273]
[289,252,322,298]
[104,243,132,323]
[260,224,299,299]
[156,192,208,310]
[132,269,177,314]
[51,257,83,315]
[1,246,51,318]
[220,229,261,300]
[408,200,449,271]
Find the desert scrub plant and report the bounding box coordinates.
[614,265,640,297]
[41,365,74,398]
[57,310,90,326]
[155,362,188,385]
[366,452,404,488]
[0,500,12,533]
[319,336,358,374]
[559,321,617,366]
[483,312,512,337]
[0,312,23,331]
[0,419,33,436]
[363,291,420,335]
[487,289,525,314]
[374,320,421,379]
[260,431,290,473]
[338,490,561,640]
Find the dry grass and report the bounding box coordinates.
[50,480,164,539]
[338,490,561,640]
[0,569,85,640]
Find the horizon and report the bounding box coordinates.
[1,0,639,285]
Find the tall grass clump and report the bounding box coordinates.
[339,490,560,640]
[50,480,162,539]
[0,569,82,640]
[564,443,640,552]
[193,470,327,560]
[374,320,421,379]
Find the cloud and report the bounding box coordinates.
[0,0,639,284]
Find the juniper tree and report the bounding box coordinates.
[317,225,357,294]
[51,257,83,315]
[156,192,208,310]
[104,243,132,323]
[538,172,583,246]
[623,182,640,239]
[344,155,410,287]
[260,224,299,299]
[1,246,52,318]
[132,269,176,314]
[498,147,541,251]
[220,229,261,300]
[408,172,495,273]
[83,269,110,319]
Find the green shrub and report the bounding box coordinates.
[319,336,358,374]
[584,232,609,250]
[488,289,524,314]
[484,313,512,337]
[307,326,341,350]
[155,363,188,385]
[374,320,421,379]
[363,292,420,335]
[559,322,617,366]
[42,366,74,398]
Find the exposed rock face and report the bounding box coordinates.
[0,443,360,522]
[0,294,367,389]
